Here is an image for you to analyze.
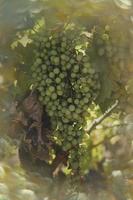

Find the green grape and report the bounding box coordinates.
[53,68,60,74]
[68,136,73,141]
[62,118,69,123]
[51,105,57,111]
[49,110,54,117]
[51,39,57,46]
[69,105,75,112]
[49,86,55,92]
[56,85,62,91]
[59,73,65,79]
[66,63,71,70]
[98,48,105,56]
[67,98,73,103]
[83,86,89,93]
[82,68,88,74]
[46,90,51,96]
[73,113,79,120]
[72,139,78,146]
[65,110,71,116]
[41,91,45,97]
[60,47,65,53]
[76,108,82,114]
[61,42,67,48]
[36,76,42,81]
[49,72,55,78]
[61,60,66,66]
[46,42,51,48]
[44,96,50,103]
[41,64,47,70]
[71,73,76,78]
[73,65,80,72]
[32,72,37,78]
[77,54,83,61]
[38,86,44,92]
[46,60,50,66]
[36,68,42,73]
[43,49,47,54]
[74,99,79,105]
[51,93,57,100]
[36,58,42,65]
[89,68,95,74]
[53,57,60,65]
[39,96,43,102]
[83,97,89,104]
[43,37,48,43]
[57,90,63,96]
[55,77,61,84]
[105,25,110,31]
[102,33,109,41]
[50,50,57,56]
[82,56,89,63]
[80,77,86,83]
[70,58,75,64]
[46,78,52,84]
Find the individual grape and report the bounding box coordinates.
[82,67,88,74]
[67,98,73,103]
[98,48,105,56]
[53,57,60,65]
[57,90,63,96]
[41,64,47,70]
[53,68,60,74]
[71,73,77,78]
[66,63,71,70]
[49,72,55,78]
[46,78,52,84]
[74,99,80,105]
[102,33,109,41]
[55,77,61,84]
[45,42,51,48]
[82,56,89,63]
[73,65,80,72]
[49,86,55,93]
[69,105,75,112]
[77,54,83,61]
[50,50,57,56]
[51,93,57,100]
[70,58,75,64]
[32,72,37,78]
[36,58,42,65]
[59,73,65,79]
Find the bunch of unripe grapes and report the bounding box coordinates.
[94,25,127,70]
[31,30,100,171]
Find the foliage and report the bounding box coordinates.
[0,0,133,180]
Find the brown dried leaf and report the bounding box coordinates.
[23,92,43,121]
[23,92,43,144]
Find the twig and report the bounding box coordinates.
[87,100,119,134]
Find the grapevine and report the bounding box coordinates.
[29,21,132,175]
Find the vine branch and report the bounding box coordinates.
[87,100,119,134]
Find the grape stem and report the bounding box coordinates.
[87,100,119,134]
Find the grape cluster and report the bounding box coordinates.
[93,25,128,101]
[31,30,100,171]
[95,29,127,69]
